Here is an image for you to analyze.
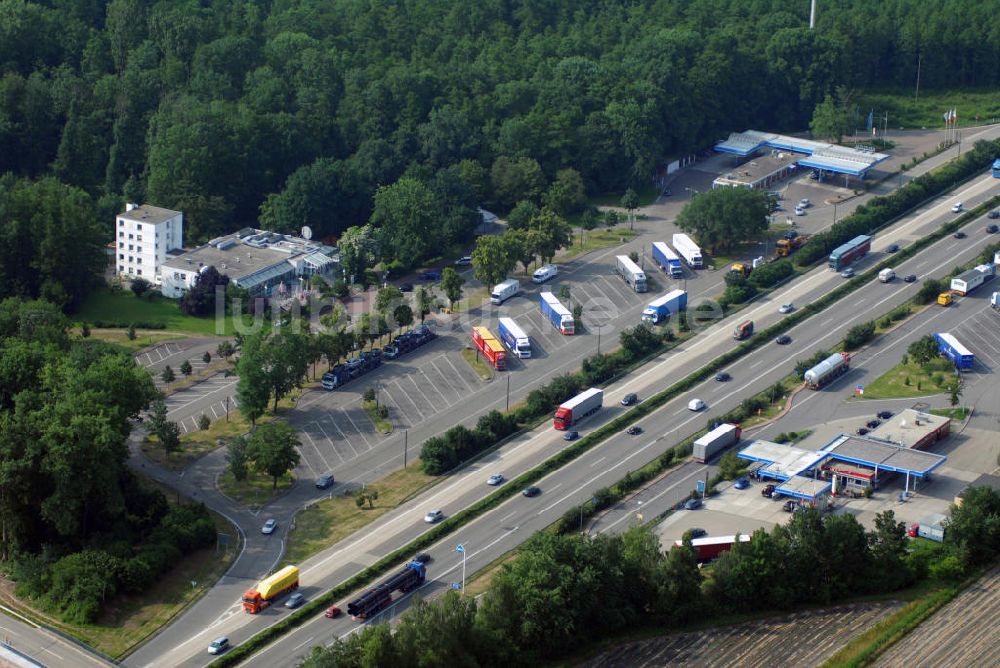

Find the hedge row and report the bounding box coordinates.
[210,176,1000,668]
[89,320,168,329]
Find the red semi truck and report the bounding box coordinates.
[674,535,751,562]
[553,388,603,430]
[471,326,506,370]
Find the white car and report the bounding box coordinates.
[207,637,230,655]
[798,198,811,208]
[688,398,706,412]
[794,206,806,216]
[424,509,444,523]
[261,519,277,535]
[951,202,963,213]
[778,303,794,314]
[454,256,472,266]
[487,473,505,486]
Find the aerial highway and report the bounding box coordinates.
[127,160,1000,667]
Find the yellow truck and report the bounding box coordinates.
[938,292,953,306]
[729,263,751,277]
[243,565,299,613]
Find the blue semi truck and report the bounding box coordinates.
[641,289,688,325]
[933,332,974,370]
[539,292,574,334]
[651,242,683,278]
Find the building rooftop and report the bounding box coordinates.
[866,409,950,449]
[714,151,800,187]
[118,204,182,225]
[820,434,947,477]
[162,229,336,283]
[737,440,827,480]
[777,475,832,500]
[715,130,889,177]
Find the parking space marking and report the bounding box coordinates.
[417,368,453,409]
[340,406,375,450]
[332,410,366,456]
[320,414,355,461]
[426,357,462,400]
[297,431,323,477]
[380,385,415,427]
[303,423,335,471]
[440,355,476,394]
[392,378,427,422]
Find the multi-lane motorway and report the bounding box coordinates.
[180,174,1000,666]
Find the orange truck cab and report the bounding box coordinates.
[733,320,754,340]
[243,565,299,614]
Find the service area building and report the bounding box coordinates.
[737,410,951,505]
[713,130,890,189]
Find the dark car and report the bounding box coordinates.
[683,497,702,510]
[563,430,579,441]
[420,270,442,281]
[686,527,707,539]
[715,372,731,382]
[315,474,335,490]
[285,593,305,609]
[782,500,797,513]
[857,427,870,435]
[886,243,900,253]
[988,210,1000,219]
[399,282,414,292]
[954,231,966,239]
[775,334,792,345]
[987,224,999,234]
[620,393,638,406]
[761,484,776,498]
[904,274,917,283]
[877,410,894,420]
[734,477,750,490]
[522,486,541,498]
[626,426,643,436]
[413,553,432,564]
[867,419,881,429]
[783,230,799,241]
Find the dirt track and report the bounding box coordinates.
[579,602,902,667]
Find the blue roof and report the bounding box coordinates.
[715,130,890,177]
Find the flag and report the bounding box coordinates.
[952,108,957,125]
[943,111,950,125]
[855,385,864,395]
[866,109,874,131]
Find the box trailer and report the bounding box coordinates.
[553,387,603,430]
[471,326,506,370]
[641,289,687,325]
[933,333,974,370]
[539,292,574,335]
[950,268,987,296]
[490,279,520,305]
[615,255,648,292]
[692,423,741,463]
[651,241,683,278]
[673,534,751,562]
[672,234,703,269]
[497,317,531,359]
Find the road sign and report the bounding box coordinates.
[451,583,462,590]
[696,480,706,494]
[456,544,465,554]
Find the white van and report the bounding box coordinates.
[878,268,895,283]
[688,398,706,412]
[490,279,520,305]
[532,264,558,284]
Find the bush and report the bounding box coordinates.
[844,320,876,350]
[363,386,376,402]
[198,413,211,430]
[748,259,794,289]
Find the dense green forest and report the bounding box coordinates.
[3,0,1000,298]
[0,298,215,622]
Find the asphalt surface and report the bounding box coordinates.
[233,167,1000,666]
[119,125,1000,668]
[0,608,112,668]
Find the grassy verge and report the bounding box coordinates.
[930,406,969,420]
[460,347,495,381]
[362,399,393,434]
[218,470,295,509]
[857,88,1000,130]
[563,227,639,259]
[589,184,660,208]
[73,288,234,335]
[141,408,250,472]
[81,328,186,352]
[820,583,963,668]
[283,465,436,565]
[862,358,956,399]
[159,362,235,396]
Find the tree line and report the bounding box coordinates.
[0,298,214,623]
[300,488,1000,667]
[6,0,1000,307]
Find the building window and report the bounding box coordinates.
[119,265,124,271]
[137,224,142,230]
[136,235,142,242]
[119,231,124,238]
[128,233,134,239]
[128,256,133,263]
[137,246,142,253]
[137,258,142,264]
[119,220,124,226]
[137,269,142,276]
[118,242,124,249]
[128,245,133,251]
[119,254,124,260]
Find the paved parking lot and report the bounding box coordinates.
[940,299,1000,379]
[163,373,239,434]
[292,338,486,477]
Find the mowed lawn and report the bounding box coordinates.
[74,288,235,336]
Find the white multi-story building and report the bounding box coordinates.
[115,204,183,284]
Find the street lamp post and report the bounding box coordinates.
[506,375,511,411]
[833,201,838,225]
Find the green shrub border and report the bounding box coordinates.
[209,187,1000,667]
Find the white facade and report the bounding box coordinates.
[115,204,183,284]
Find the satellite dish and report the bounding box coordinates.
[301,226,313,240]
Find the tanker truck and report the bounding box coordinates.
[803,352,851,390]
